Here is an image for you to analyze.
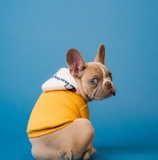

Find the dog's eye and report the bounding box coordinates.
[90,78,98,85]
[108,72,112,81]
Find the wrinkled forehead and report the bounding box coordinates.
[86,62,109,77]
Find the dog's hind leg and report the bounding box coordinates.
[81,148,96,160]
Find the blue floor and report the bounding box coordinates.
[93,146,158,160]
[1,136,158,160]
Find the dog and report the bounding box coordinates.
[27,44,116,160]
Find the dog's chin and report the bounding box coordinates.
[94,94,112,100]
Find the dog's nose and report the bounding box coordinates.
[111,91,116,96]
[105,82,112,89]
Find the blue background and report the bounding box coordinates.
[0,0,158,159]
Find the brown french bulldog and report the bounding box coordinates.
[27,44,116,160]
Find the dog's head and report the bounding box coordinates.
[66,44,116,101]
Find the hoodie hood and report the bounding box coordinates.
[41,68,77,92]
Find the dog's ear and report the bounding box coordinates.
[94,44,105,64]
[66,49,86,77]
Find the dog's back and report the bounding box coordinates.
[27,90,89,138]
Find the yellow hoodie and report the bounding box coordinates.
[27,90,89,138]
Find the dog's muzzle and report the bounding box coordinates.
[105,81,116,96]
